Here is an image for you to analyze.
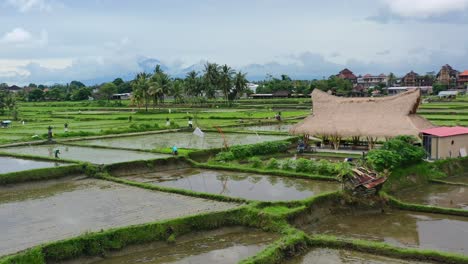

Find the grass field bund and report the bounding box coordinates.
[0,100,468,264]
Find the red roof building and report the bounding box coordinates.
[458,70,468,88]
[336,68,357,83]
[421,126,468,159]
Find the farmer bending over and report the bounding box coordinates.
[172,146,178,156]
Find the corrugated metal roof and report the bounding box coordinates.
[421,126,468,137]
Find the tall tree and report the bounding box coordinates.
[131,72,151,111]
[149,65,171,106]
[219,64,235,102]
[185,71,201,97]
[171,79,185,104]
[387,72,397,87]
[230,71,248,100]
[203,62,220,99]
[99,82,117,102]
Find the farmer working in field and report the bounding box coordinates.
[172,146,178,156]
[54,149,60,159]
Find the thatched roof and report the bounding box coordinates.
[289,89,434,138]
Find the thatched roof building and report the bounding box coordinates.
[290,89,434,139]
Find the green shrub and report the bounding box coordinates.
[215,140,290,161]
[366,149,402,172]
[281,159,295,171]
[266,158,280,169]
[295,158,313,173]
[248,157,263,168]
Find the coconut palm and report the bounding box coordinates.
[203,62,220,99]
[149,65,171,106]
[219,64,235,102]
[230,71,248,100]
[185,71,201,97]
[131,72,151,112]
[171,79,185,104]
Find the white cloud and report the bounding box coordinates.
[0,28,48,46]
[0,28,32,43]
[383,0,468,18]
[7,0,52,12]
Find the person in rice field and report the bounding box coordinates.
[54,149,61,159]
[188,117,193,128]
[166,117,170,126]
[172,145,178,156]
[64,123,69,132]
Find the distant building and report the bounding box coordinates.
[421,126,468,160]
[388,86,433,95]
[438,91,458,98]
[436,64,458,86]
[247,83,259,93]
[402,71,419,87]
[401,71,434,87]
[458,70,468,88]
[7,85,22,93]
[336,68,357,83]
[112,93,131,100]
[357,73,388,89]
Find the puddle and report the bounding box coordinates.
[0,156,65,174]
[394,184,468,210]
[298,210,468,255]
[0,144,170,164]
[0,177,237,256]
[123,168,339,201]
[59,227,279,264]
[285,248,430,264]
[78,132,290,150]
[242,124,294,132]
[445,174,468,184]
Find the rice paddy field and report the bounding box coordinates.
[0,97,467,264]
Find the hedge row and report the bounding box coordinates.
[215,140,293,161]
[0,164,84,185]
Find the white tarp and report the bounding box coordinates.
[193,127,205,138]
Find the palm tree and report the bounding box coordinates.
[219,64,235,102]
[131,72,151,112]
[230,71,248,100]
[203,62,220,99]
[388,72,397,87]
[171,79,185,104]
[149,65,171,106]
[185,71,200,97]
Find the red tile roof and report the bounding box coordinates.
[421,126,468,137]
[459,70,468,76]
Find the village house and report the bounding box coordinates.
[401,71,434,87]
[436,64,458,87]
[336,68,357,84]
[357,73,388,89]
[458,70,468,89]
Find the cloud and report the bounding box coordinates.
[0,28,32,43]
[383,0,468,18]
[0,28,48,47]
[370,0,468,23]
[6,0,52,12]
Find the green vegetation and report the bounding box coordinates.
[215,140,291,162]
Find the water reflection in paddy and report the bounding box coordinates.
[285,248,431,264]
[394,183,468,210]
[123,168,340,201]
[79,132,290,150]
[60,227,279,264]
[0,156,64,174]
[299,210,468,255]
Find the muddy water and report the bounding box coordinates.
[243,124,294,132]
[0,156,64,174]
[79,132,290,150]
[285,248,431,264]
[0,144,169,164]
[394,184,468,210]
[299,210,468,255]
[60,227,279,264]
[0,177,237,256]
[124,168,339,201]
[445,174,468,184]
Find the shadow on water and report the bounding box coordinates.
[58,227,280,264]
[297,209,468,255]
[123,168,340,201]
[284,248,431,264]
[0,156,65,174]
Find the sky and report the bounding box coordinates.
[1,0,468,85]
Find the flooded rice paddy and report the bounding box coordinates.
[299,210,468,255]
[0,176,237,255]
[285,248,430,264]
[60,227,279,264]
[444,174,468,184]
[122,168,340,201]
[0,144,169,164]
[394,183,468,210]
[78,132,290,150]
[0,156,64,174]
[242,124,294,132]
